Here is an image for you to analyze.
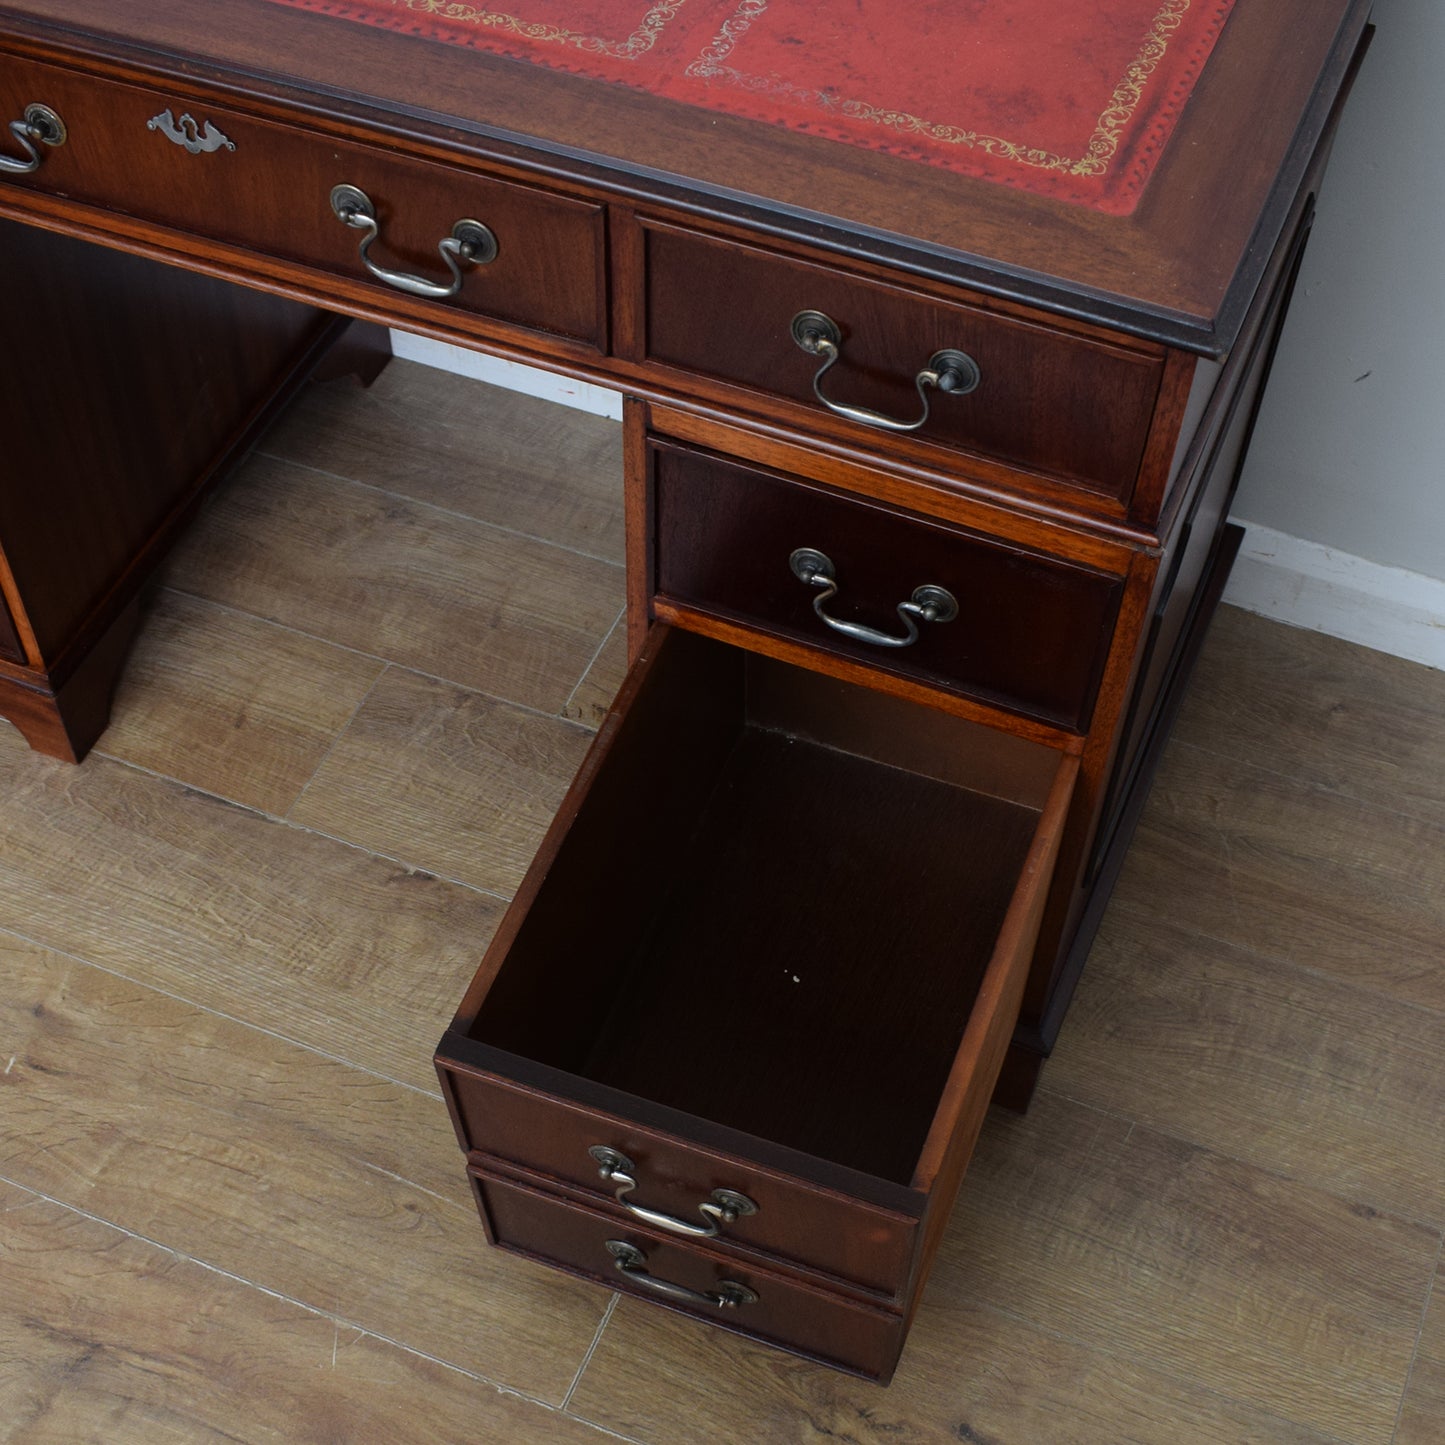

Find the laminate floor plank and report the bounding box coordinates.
[164,453,625,714]
[96,589,385,816]
[1396,1268,1445,1445]
[567,1294,1345,1445]
[937,1095,1434,1445]
[1173,606,1445,827]
[259,362,625,563]
[571,1095,1435,1444]
[6,363,1442,1441]
[0,727,501,1095]
[0,1180,628,1445]
[562,611,629,728]
[288,666,595,895]
[1108,739,1445,1014]
[0,933,609,1403]
[1045,916,1445,1227]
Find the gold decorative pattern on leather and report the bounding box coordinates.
[393,0,688,60]
[686,0,1194,179]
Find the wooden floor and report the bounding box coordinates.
[2,359,1442,1444]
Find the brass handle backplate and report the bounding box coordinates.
[791,309,980,434]
[790,548,958,649]
[605,1241,758,1309]
[1,103,66,175]
[588,1146,757,1240]
[330,183,497,300]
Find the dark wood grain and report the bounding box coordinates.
[578,729,1035,1182]
[453,625,745,1068]
[998,525,1243,1110]
[308,316,391,385]
[0,0,1371,350]
[651,440,1125,733]
[456,629,1057,1181]
[622,395,651,661]
[445,1070,920,1299]
[0,218,331,658]
[0,214,337,757]
[437,626,1073,1374]
[1086,215,1301,876]
[0,596,138,761]
[0,0,1381,1391]
[474,1167,909,1383]
[0,47,608,347]
[3,371,1435,1437]
[996,193,1321,1104]
[643,219,1166,509]
[642,401,1143,566]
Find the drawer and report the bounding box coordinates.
[471,1167,908,1382]
[437,626,1078,1373]
[649,439,1125,733]
[642,220,1166,505]
[0,54,606,347]
[447,1066,916,1300]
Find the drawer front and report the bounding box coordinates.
[643,221,1165,502]
[651,441,1124,732]
[439,625,1078,1329]
[472,1168,906,1381]
[442,1066,917,1299]
[0,55,606,347]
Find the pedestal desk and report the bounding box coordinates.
[0,0,1372,1382]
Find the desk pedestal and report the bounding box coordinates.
[0,219,373,760]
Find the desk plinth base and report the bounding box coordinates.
[0,598,142,762]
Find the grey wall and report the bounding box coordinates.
[1233,0,1445,582]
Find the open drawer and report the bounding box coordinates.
[436,626,1077,1380]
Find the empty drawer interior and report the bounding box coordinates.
[456,629,1069,1188]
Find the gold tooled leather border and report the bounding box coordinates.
[686,0,1194,179]
[389,0,687,61]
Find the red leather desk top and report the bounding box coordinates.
[259,0,1236,215]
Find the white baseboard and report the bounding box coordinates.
[388,334,1445,672]
[388,332,623,420]
[1224,522,1445,671]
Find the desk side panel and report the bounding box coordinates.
[0,216,332,661]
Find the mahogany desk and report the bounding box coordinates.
[0,0,1372,1380]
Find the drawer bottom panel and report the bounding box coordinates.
[471,1169,907,1382]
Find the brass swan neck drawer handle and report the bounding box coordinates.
[791,309,980,434]
[1,104,67,176]
[589,1146,757,1239]
[790,548,959,650]
[329,183,497,300]
[605,1241,758,1309]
